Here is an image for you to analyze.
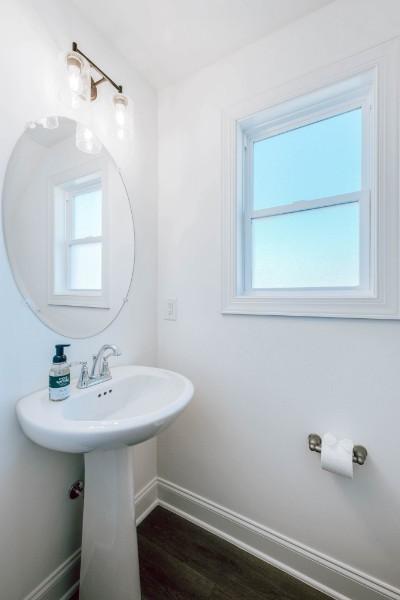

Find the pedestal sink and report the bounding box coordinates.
[16,365,194,600]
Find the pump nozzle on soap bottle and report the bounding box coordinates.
[49,344,71,401]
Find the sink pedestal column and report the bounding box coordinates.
[79,447,141,600]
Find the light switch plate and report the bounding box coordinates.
[164,298,177,320]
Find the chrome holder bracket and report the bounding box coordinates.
[308,433,368,466]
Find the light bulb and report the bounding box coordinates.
[113,93,129,137]
[68,64,81,92]
[75,122,102,155]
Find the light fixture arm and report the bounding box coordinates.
[72,42,123,94]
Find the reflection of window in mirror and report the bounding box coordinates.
[68,179,103,290]
[48,161,109,308]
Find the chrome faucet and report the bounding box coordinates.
[77,344,121,389]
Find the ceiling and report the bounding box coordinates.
[72,0,334,89]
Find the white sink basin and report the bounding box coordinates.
[17,365,193,453]
[16,364,194,600]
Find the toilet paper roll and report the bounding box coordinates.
[321,433,353,479]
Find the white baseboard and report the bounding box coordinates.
[135,476,158,525]
[59,581,79,600]
[23,549,81,600]
[24,476,400,600]
[157,477,400,600]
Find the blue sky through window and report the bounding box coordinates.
[253,108,362,209]
[252,203,360,288]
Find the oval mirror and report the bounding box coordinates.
[2,116,135,338]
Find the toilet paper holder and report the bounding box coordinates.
[308,434,368,466]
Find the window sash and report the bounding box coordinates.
[65,182,103,292]
[248,194,369,291]
[242,101,371,296]
[245,93,370,147]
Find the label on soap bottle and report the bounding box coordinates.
[49,374,70,401]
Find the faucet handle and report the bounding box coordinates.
[89,354,98,378]
[77,361,90,389]
[100,357,111,378]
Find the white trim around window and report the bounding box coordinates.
[221,39,400,318]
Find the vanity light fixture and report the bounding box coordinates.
[65,42,131,151]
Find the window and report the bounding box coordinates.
[222,41,400,318]
[48,162,109,308]
[248,108,365,291]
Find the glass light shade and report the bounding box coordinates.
[64,51,91,108]
[75,123,102,155]
[66,51,84,93]
[113,93,131,140]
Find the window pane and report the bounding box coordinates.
[69,243,102,290]
[72,187,102,239]
[253,109,362,210]
[252,203,359,289]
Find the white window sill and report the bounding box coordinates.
[222,294,400,319]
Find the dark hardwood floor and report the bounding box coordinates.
[72,506,333,599]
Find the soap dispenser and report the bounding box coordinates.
[49,344,71,401]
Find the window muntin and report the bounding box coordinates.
[244,105,368,293]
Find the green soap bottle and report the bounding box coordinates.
[49,344,71,401]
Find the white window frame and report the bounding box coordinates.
[48,159,110,309]
[243,100,371,297]
[221,39,400,318]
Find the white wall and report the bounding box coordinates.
[157,0,400,591]
[0,1,157,598]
